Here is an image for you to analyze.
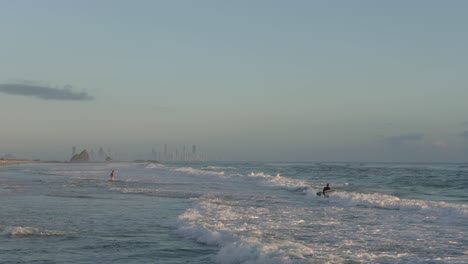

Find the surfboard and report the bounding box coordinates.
[316,189,334,197]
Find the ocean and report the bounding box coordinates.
[0,162,467,263]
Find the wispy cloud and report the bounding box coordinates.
[386,133,424,144]
[0,83,94,101]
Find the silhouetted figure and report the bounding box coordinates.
[323,183,331,196]
[110,170,115,181]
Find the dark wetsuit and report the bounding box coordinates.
[323,186,331,195]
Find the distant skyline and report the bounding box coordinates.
[1,1,468,162]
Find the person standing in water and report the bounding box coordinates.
[322,183,331,196]
[110,170,115,181]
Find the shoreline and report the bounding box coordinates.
[0,159,39,166]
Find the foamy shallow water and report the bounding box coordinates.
[0,162,467,263]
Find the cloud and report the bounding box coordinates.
[0,83,94,101]
[386,133,424,144]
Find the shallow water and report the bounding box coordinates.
[1,162,467,263]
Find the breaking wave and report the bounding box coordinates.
[145,163,165,169]
[2,226,66,237]
[332,192,468,218]
[176,198,315,264]
[246,172,310,193]
[174,167,225,176]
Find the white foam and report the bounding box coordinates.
[205,166,237,170]
[215,238,309,264]
[170,167,309,194]
[174,167,225,176]
[176,192,468,263]
[332,192,468,218]
[145,163,165,169]
[176,199,316,264]
[247,172,309,192]
[2,226,66,236]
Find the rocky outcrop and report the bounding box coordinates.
[70,149,90,162]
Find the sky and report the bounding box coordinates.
[1,0,468,162]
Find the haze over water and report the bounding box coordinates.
[1,1,468,162]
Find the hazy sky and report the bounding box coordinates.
[1,0,468,162]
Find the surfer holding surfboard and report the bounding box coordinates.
[316,183,334,197]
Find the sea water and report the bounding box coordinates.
[0,162,467,263]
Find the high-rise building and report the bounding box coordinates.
[152,148,157,160]
[192,145,196,161]
[98,147,106,161]
[71,146,77,158]
[90,149,95,161]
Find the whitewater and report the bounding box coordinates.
[1,162,467,263]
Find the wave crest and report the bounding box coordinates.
[2,226,66,236]
[145,163,165,169]
[332,192,468,217]
[248,172,309,193]
[176,199,315,264]
[174,167,225,176]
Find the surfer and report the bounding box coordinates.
[110,170,115,181]
[322,183,331,196]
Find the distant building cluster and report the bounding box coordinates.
[0,153,16,160]
[70,144,203,162]
[152,144,201,162]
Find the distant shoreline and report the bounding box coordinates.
[0,160,160,166]
[0,159,39,166]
